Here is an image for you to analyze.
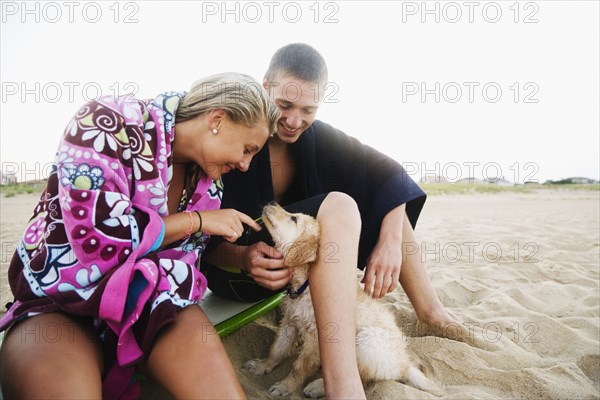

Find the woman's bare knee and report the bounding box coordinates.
[0,313,103,399]
[146,306,245,399]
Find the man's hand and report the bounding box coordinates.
[243,241,291,290]
[362,235,403,299]
[361,204,406,298]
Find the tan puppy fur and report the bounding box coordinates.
[244,204,444,398]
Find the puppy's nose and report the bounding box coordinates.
[264,203,279,212]
[262,206,274,220]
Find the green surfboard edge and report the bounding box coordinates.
[0,292,285,345]
[134,292,286,386]
[215,291,285,337]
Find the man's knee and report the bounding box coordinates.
[319,192,361,227]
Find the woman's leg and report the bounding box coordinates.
[144,305,245,399]
[310,192,365,398]
[0,313,103,399]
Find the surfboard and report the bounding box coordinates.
[0,289,283,348]
[201,289,285,337]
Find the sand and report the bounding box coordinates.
[1,189,598,399]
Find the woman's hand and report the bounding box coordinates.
[242,241,290,290]
[199,209,262,242]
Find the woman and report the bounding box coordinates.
[0,73,280,399]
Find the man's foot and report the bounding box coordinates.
[416,312,501,351]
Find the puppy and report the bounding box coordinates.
[244,204,443,398]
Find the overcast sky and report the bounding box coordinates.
[1,0,598,183]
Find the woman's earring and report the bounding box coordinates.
[212,121,221,135]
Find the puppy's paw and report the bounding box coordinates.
[243,358,273,375]
[268,381,295,397]
[303,378,325,399]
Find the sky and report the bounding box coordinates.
[1,0,599,184]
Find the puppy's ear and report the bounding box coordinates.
[284,219,320,266]
[284,236,319,266]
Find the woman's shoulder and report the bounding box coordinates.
[71,95,147,123]
[94,95,148,126]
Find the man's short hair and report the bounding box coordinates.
[264,43,328,84]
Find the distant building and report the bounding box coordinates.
[545,177,599,185]
[485,177,514,186]
[1,172,17,185]
[568,177,598,184]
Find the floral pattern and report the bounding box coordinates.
[23,212,47,250]
[61,163,106,191]
[1,92,222,399]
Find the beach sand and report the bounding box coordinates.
[1,189,598,399]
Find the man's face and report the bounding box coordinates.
[265,74,323,144]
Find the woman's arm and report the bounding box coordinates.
[161,210,263,248]
[160,212,202,247]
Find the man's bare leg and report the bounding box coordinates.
[311,192,365,399]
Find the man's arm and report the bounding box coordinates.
[204,241,290,291]
[311,120,426,270]
[204,241,247,269]
[362,203,406,298]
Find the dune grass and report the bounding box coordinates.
[420,183,600,195]
[0,182,46,198]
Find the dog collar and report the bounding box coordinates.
[287,279,309,299]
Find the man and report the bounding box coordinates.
[203,43,458,398]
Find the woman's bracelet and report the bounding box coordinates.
[183,210,194,239]
[193,211,202,233]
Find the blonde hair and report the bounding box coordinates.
[177,72,280,134]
